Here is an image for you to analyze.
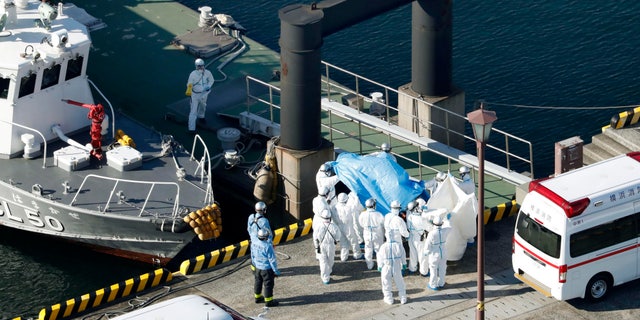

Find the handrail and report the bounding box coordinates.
[190,134,215,205]
[71,174,181,217]
[0,119,48,168]
[244,61,535,184]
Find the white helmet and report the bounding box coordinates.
[255,201,267,214]
[257,228,270,240]
[459,166,470,175]
[390,200,401,209]
[195,58,205,68]
[407,200,417,212]
[381,143,391,153]
[319,163,333,176]
[365,198,376,209]
[320,209,331,219]
[337,193,348,204]
[318,186,330,197]
[435,172,447,182]
[432,215,443,227]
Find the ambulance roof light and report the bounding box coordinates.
[529,180,590,218]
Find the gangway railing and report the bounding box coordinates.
[244,62,534,184]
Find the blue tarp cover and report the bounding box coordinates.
[331,152,426,214]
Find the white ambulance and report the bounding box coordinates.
[512,152,640,301]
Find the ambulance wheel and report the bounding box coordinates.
[585,273,611,301]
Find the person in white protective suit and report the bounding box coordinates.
[458,166,475,195]
[334,193,363,261]
[457,166,476,246]
[312,186,332,225]
[313,209,342,284]
[377,233,408,305]
[348,191,365,245]
[405,201,428,276]
[315,163,340,205]
[358,198,385,270]
[424,215,451,290]
[312,186,333,257]
[186,58,214,133]
[384,200,409,244]
[424,171,447,197]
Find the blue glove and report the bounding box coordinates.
[446,213,452,220]
[377,267,382,272]
[402,264,407,271]
[274,270,281,277]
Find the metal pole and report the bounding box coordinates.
[476,139,485,320]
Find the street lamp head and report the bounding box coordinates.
[467,104,497,143]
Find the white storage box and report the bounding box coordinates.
[107,146,142,171]
[53,146,90,171]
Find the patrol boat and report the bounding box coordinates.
[0,1,222,265]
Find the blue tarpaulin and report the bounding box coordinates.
[331,152,426,214]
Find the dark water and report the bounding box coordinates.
[3,1,640,318]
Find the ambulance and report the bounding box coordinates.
[512,152,640,301]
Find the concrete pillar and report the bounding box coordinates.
[398,84,465,148]
[275,139,334,221]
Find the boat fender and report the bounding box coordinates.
[181,204,223,240]
[253,162,276,205]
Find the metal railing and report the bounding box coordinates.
[71,174,181,217]
[244,61,535,183]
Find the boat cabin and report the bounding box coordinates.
[0,0,93,159]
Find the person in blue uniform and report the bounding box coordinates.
[251,228,281,307]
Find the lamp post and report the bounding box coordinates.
[467,101,497,320]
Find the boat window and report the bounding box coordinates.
[0,77,9,99]
[18,73,36,98]
[42,64,61,89]
[516,211,561,258]
[65,55,83,81]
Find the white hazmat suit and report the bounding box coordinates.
[358,200,385,270]
[315,164,340,204]
[186,59,214,131]
[406,203,428,275]
[377,237,407,305]
[313,210,341,284]
[334,193,363,261]
[384,203,409,243]
[424,216,451,289]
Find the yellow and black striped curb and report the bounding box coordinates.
[483,199,519,225]
[609,106,640,129]
[179,218,313,275]
[37,268,172,320]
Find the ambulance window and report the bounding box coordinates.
[0,77,9,99]
[65,56,83,80]
[516,213,561,258]
[18,73,36,98]
[570,213,637,258]
[42,64,61,89]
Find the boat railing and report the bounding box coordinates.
[0,119,48,169]
[71,174,181,217]
[190,134,214,205]
[245,63,534,184]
